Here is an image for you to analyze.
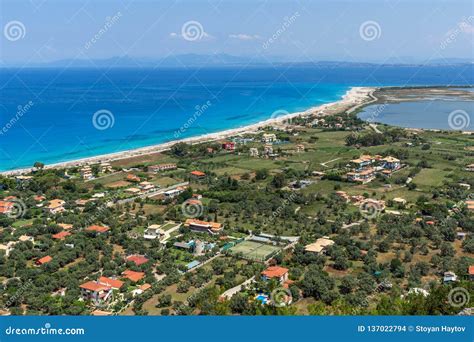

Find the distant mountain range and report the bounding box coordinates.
[1,54,472,68]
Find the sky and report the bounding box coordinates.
[0,0,473,65]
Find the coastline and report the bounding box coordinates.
[0,86,376,176]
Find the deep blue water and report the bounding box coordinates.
[0,65,473,171]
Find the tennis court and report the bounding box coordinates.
[228,240,281,262]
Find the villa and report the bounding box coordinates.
[443,271,458,283]
[98,276,124,290]
[465,164,474,172]
[184,218,223,234]
[249,147,259,157]
[36,255,53,265]
[79,281,112,305]
[190,170,206,179]
[122,270,145,282]
[46,199,66,214]
[126,254,149,266]
[126,174,141,182]
[52,231,71,240]
[261,266,289,284]
[0,200,14,215]
[143,224,165,240]
[100,162,113,173]
[85,225,110,234]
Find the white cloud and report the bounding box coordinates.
[228,33,261,41]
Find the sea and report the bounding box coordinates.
[0,64,473,171]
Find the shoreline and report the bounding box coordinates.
[0,86,376,176]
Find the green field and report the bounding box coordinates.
[227,240,281,262]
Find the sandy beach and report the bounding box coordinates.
[0,86,376,176]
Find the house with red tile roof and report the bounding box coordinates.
[261,266,289,284]
[52,231,71,240]
[85,225,110,234]
[184,218,223,234]
[122,270,145,282]
[79,281,112,305]
[46,199,66,214]
[98,276,124,290]
[36,255,53,265]
[190,170,206,179]
[126,254,149,266]
[126,174,141,182]
[0,201,14,215]
[469,266,474,281]
[222,141,235,151]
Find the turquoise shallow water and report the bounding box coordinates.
[0,65,473,171]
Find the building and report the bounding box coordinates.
[100,162,113,173]
[126,174,141,182]
[335,191,350,203]
[261,266,289,284]
[52,231,71,240]
[296,144,305,152]
[143,224,165,240]
[139,181,155,192]
[190,170,206,179]
[261,133,277,143]
[98,276,124,290]
[392,197,407,206]
[163,188,184,198]
[382,156,401,170]
[263,144,273,155]
[443,271,458,283]
[149,164,177,173]
[350,155,375,170]
[305,237,335,254]
[465,164,474,172]
[0,241,18,257]
[469,266,474,281]
[0,201,14,215]
[122,270,145,282]
[46,199,66,214]
[184,219,223,234]
[126,254,149,266]
[347,168,375,183]
[222,141,235,151]
[79,281,112,305]
[80,166,94,180]
[85,225,110,234]
[36,255,53,265]
[249,148,259,157]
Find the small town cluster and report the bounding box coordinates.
[0,110,472,316]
